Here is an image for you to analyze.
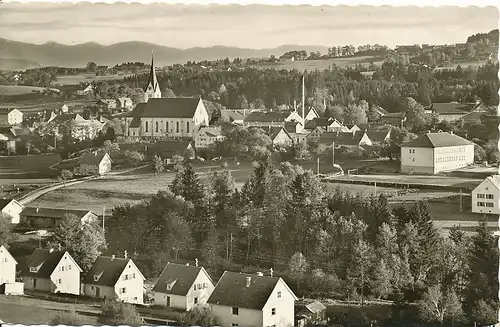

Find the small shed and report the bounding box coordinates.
[78,151,112,175]
[0,282,24,295]
[295,300,328,326]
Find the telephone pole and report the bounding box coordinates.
[102,205,105,231]
[459,189,462,213]
[317,157,320,176]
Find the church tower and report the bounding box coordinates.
[144,52,162,102]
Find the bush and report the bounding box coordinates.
[470,299,498,325]
[123,150,145,167]
[51,310,83,325]
[60,169,74,180]
[180,306,219,327]
[98,298,143,326]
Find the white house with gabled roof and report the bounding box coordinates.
[472,175,500,215]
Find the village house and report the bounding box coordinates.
[471,175,499,215]
[284,121,304,134]
[96,99,117,110]
[83,254,145,304]
[260,126,293,146]
[371,105,389,118]
[220,110,247,125]
[43,113,104,142]
[153,262,215,311]
[0,127,28,155]
[0,245,23,295]
[305,126,327,143]
[76,84,93,96]
[21,248,82,295]
[0,109,23,126]
[194,126,225,148]
[303,108,320,123]
[207,271,298,327]
[147,140,195,163]
[400,132,474,174]
[366,130,392,144]
[20,207,98,229]
[379,112,405,127]
[305,117,349,133]
[345,124,362,133]
[318,131,373,152]
[0,198,24,224]
[78,151,112,175]
[425,101,489,122]
[243,111,304,128]
[126,98,209,138]
[295,300,327,327]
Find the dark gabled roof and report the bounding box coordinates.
[207,271,280,310]
[256,126,291,141]
[129,117,141,128]
[319,131,367,146]
[152,263,207,296]
[301,301,327,314]
[220,110,246,122]
[128,98,201,119]
[366,131,389,143]
[401,132,474,148]
[461,111,485,123]
[21,249,66,278]
[21,207,93,219]
[382,112,403,118]
[284,121,301,132]
[428,102,480,114]
[148,140,192,158]
[372,105,389,116]
[0,198,15,210]
[83,256,136,287]
[244,111,289,123]
[78,151,110,165]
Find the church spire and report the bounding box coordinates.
[147,51,159,93]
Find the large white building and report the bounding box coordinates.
[400,132,474,174]
[0,109,23,126]
[472,175,500,215]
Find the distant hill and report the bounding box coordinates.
[0,38,329,70]
[467,29,499,45]
[0,57,41,70]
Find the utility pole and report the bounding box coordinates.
[459,189,463,213]
[317,157,320,176]
[332,142,335,166]
[102,205,105,231]
[374,182,377,197]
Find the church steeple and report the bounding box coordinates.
[144,51,161,102]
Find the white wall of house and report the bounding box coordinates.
[8,109,23,125]
[304,109,319,122]
[400,147,435,174]
[262,279,296,327]
[1,200,23,224]
[184,270,215,311]
[113,260,144,304]
[433,145,474,173]
[286,112,304,125]
[272,130,293,146]
[211,304,263,327]
[0,246,16,284]
[49,253,81,295]
[98,156,112,174]
[472,177,499,215]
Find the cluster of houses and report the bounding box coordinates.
[0,244,325,327]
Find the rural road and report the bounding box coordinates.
[17,163,151,206]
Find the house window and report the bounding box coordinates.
[478,194,485,199]
[90,286,94,290]
[203,282,207,288]
[232,307,239,315]
[145,121,149,132]
[176,122,180,133]
[194,297,198,304]
[58,279,62,284]
[155,121,159,132]
[30,267,38,273]
[232,324,239,327]
[412,158,415,162]
[133,273,136,279]
[124,274,129,280]
[166,121,169,132]
[277,291,281,298]
[94,275,100,281]
[478,202,485,207]
[121,287,126,294]
[4,258,7,262]
[68,265,71,270]
[486,194,494,200]
[187,122,190,133]
[486,202,494,208]
[272,308,276,315]
[61,266,64,271]
[194,284,197,291]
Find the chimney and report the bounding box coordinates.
[256,272,263,276]
[352,130,356,137]
[246,276,251,287]
[450,131,453,135]
[294,100,297,112]
[195,258,198,267]
[124,250,128,259]
[111,255,115,260]
[336,131,339,137]
[269,268,273,277]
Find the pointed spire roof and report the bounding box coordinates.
[146,51,160,93]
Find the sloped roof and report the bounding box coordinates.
[148,140,192,158]
[0,245,17,264]
[128,98,201,119]
[207,271,280,310]
[284,121,301,132]
[319,131,367,146]
[21,207,93,219]
[21,249,66,278]
[129,117,141,128]
[153,263,208,296]
[244,111,289,123]
[372,105,389,116]
[484,175,500,191]
[257,126,291,141]
[461,111,485,123]
[78,151,110,165]
[220,110,246,122]
[303,301,327,314]
[401,132,474,148]
[0,198,20,211]
[366,131,389,143]
[428,102,479,114]
[83,256,138,287]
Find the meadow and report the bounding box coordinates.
[0,85,58,96]
[56,73,135,85]
[254,55,384,72]
[0,98,94,113]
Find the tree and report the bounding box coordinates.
[123,150,144,167]
[370,259,392,299]
[163,88,176,98]
[474,144,487,163]
[417,285,464,324]
[293,141,311,160]
[402,97,429,133]
[86,62,97,73]
[98,298,143,326]
[101,140,120,154]
[180,306,219,327]
[471,299,499,325]
[0,217,16,247]
[51,310,83,325]
[50,214,107,272]
[152,154,164,176]
[60,169,74,180]
[288,251,309,293]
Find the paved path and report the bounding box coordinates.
[17,163,151,206]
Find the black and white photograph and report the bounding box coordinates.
[0,1,498,327]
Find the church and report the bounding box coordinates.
[125,54,209,138]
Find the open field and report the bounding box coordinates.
[57,73,135,85]
[254,55,384,71]
[434,58,497,71]
[0,154,61,180]
[0,295,99,325]
[0,98,94,113]
[0,85,59,96]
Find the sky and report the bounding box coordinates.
[0,3,498,49]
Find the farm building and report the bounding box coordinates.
[219,109,247,125]
[243,111,304,128]
[95,99,117,110]
[194,126,225,148]
[21,248,82,295]
[305,117,349,133]
[0,198,24,224]
[284,121,304,134]
[425,101,489,122]
[471,175,499,215]
[153,262,215,311]
[366,130,392,143]
[83,254,145,304]
[318,131,372,152]
[76,84,93,96]
[379,112,405,127]
[304,108,320,123]
[0,109,23,126]
[125,98,209,138]
[255,126,293,146]
[207,271,298,327]
[305,126,327,142]
[400,132,474,174]
[147,140,195,163]
[20,207,98,229]
[295,300,327,327]
[116,97,133,111]
[78,151,112,175]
